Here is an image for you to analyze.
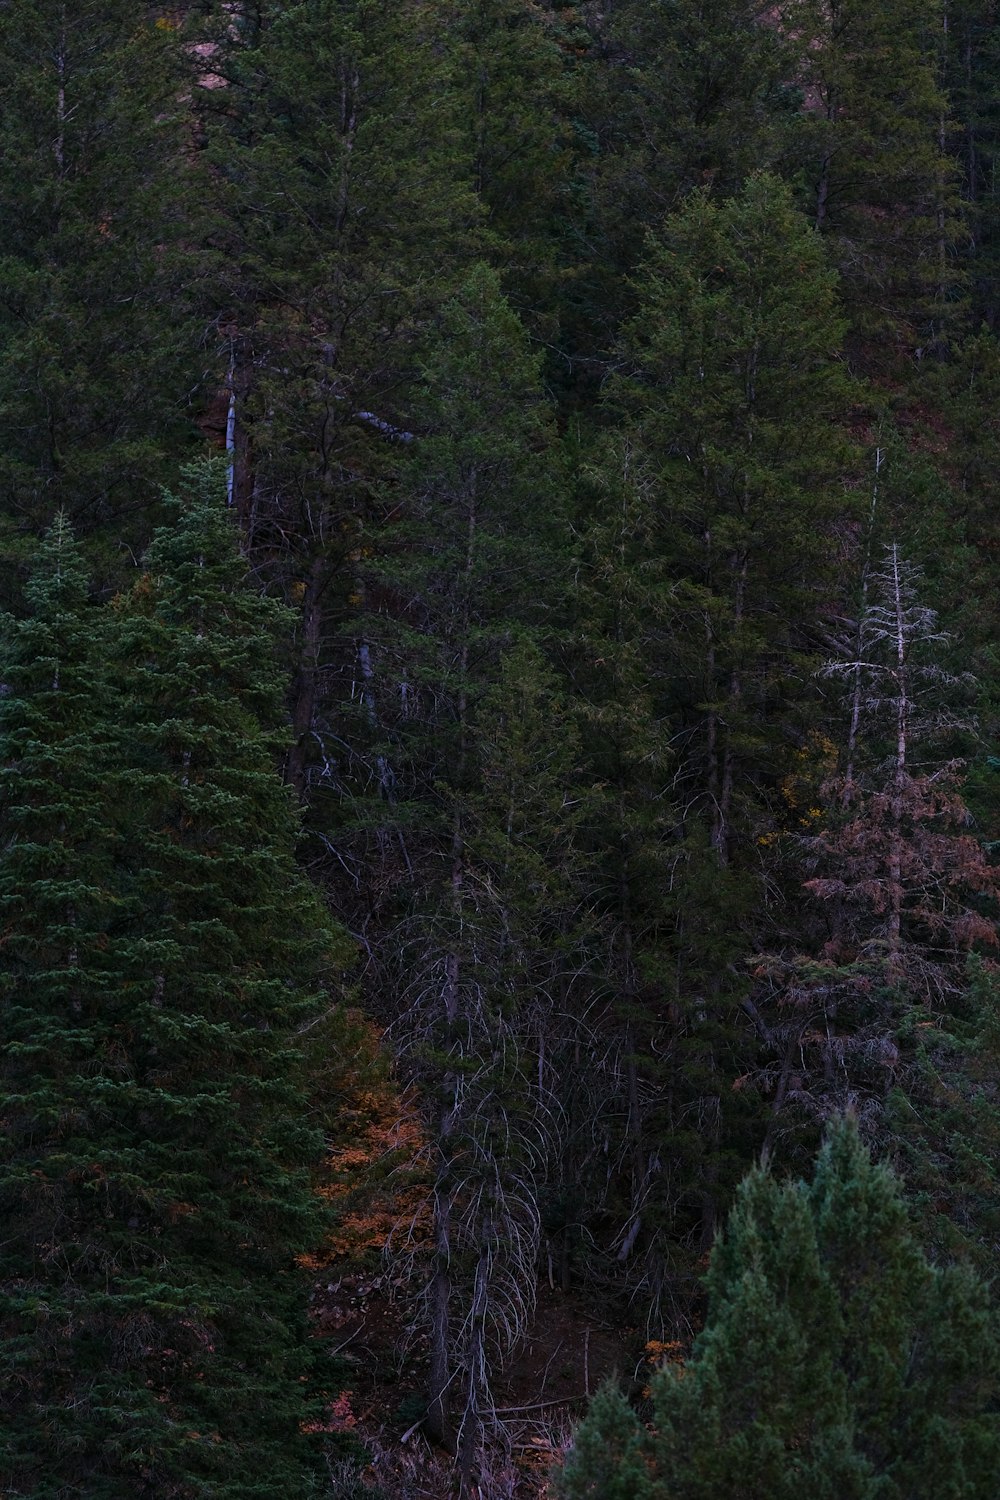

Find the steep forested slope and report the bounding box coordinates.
[4,2,1000,1496]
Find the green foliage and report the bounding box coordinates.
[0,2,208,585]
[562,1120,1000,1499]
[890,957,1000,1275]
[790,0,961,350]
[559,1382,653,1500]
[0,469,351,1497]
[447,0,578,321]
[567,0,800,360]
[577,174,859,1255]
[4,0,1000,1488]
[618,171,856,868]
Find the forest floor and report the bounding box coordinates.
[310,1270,630,1497]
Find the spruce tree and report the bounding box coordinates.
[446,0,577,326]
[566,0,799,362]
[335,266,567,1484]
[0,469,351,1497]
[200,0,476,798]
[567,435,738,1306]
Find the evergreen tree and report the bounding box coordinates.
[447,0,577,325]
[200,0,476,798]
[562,0,799,374]
[890,956,1000,1276]
[0,468,351,1497]
[0,3,208,586]
[558,1382,653,1500]
[936,0,1000,329]
[606,173,857,1242]
[791,0,960,352]
[566,434,747,1313]
[560,1120,1000,1498]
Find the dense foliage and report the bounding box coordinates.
[560,1120,1000,1499]
[3,1,1000,1495]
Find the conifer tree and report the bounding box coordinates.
[753,545,1000,1148]
[0,3,207,585]
[939,0,1000,327]
[200,0,476,798]
[561,1120,1000,1498]
[567,435,743,1309]
[890,956,1000,1276]
[791,0,960,352]
[447,0,577,325]
[606,173,857,1243]
[567,0,798,360]
[0,469,351,1497]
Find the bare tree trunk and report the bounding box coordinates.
[457,1197,494,1493]
[888,543,908,971]
[427,481,477,1454]
[845,448,883,788]
[427,1061,458,1454]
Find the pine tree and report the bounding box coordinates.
[0,3,208,586]
[447,0,577,325]
[565,0,799,363]
[558,1382,653,1500]
[618,171,855,882]
[566,434,747,1311]
[604,173,857,1243]
[890,956,1000,1275]
[0,516,132,1494]
[560,1119,1000,1498]
[0,468,352,1497]
[939,0,1000,328]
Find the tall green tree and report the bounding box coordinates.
[560,1119,1000,1499]
[937,0,1000,329]
[448,0,577,325]
[333,266,570,1488]
[0,3,208,585]
[566,435,738,1313]
[0,468,351,1497]
[200,0,476,799]
[791,0,960,352]
[565,0,799,364]
[603,173,857,1243]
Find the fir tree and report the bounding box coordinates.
[335,266,567,1485]
[791,0,961,352]
[447,0,577,326]
[0,469,352,1497]
[200,0,476,798]
[558,1382,653,1500]
[566,0,799,364]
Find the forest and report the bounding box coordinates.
[5,0,1000,1496]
